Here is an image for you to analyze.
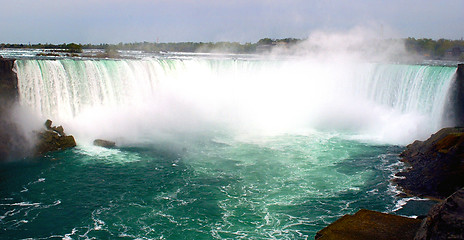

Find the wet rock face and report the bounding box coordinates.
[415,187,464,240]
[0,58,23,160]
[395,127,464,200]
[34,119,76,156]
[0,58,18,102]
[450,64,464,127]
[315,209,422,240]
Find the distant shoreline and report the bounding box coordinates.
[1,37,464,61]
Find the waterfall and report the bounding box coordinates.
[14,58,457,144]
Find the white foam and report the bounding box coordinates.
[74,145,141,164]
[0,202,40,207]
[392,196,431,213]
[63,228,78,240]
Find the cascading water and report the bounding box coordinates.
[14,58,456,144]
[1,56,458,239]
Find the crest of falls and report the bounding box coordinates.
[14,58,457,145]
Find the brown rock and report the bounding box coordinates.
[52,125,65,136]
[315,209,422,240]
[44,119,52,130]
[34,120,76,156]
[395,127,464,200]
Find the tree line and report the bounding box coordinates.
[1,38,463,59]
[0,38,301,54]
[404,38,464,59]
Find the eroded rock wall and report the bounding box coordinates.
[0,58,27,160]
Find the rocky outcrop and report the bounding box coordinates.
[93,139,116,148]
[315,209,422,240]
[415,187,464,240]
[394,127,464,200]
[34,119,76,156]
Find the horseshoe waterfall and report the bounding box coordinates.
[0,57,458,239]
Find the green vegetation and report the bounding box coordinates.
[257,38,299,45]
[1,38,463,60]
[405,38,464,59]
[0,38,300,54]
[66,43,82,53]
[95,46,121,58]
[0,43,82,53]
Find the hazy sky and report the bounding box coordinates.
[1,0,463,44]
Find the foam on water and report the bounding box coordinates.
[74,145,142,164]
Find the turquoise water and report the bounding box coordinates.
[0,132,435,239]
[1,57,456,239]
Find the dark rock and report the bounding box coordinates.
[315,209,422,240]
[34,120,76,156]
[0,118,29,160]
[52,126,65,136]
[0,58,27,160]
[447,64,464,126]
[44,119,52,130]
[395,127,464,200]
[93,139,116,148]
[0,58,18,103]
[415,187,464,240]
[44,120,65,136]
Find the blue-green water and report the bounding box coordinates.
[0,132,435,239]
[1,57,456,239]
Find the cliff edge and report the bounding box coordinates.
[449,64,464,126]
[395,127,464,200]
[0,57,25,160]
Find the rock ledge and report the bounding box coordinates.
[315,209,422,240]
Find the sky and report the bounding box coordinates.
[0,0,463,44]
